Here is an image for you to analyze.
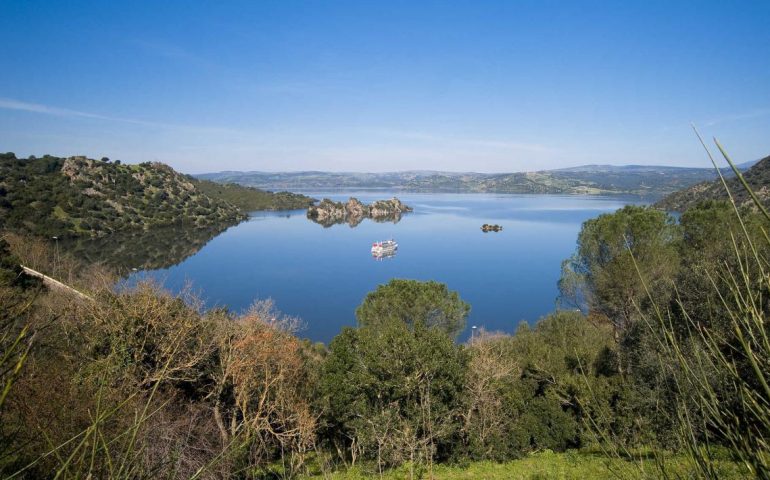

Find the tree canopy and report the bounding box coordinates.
[559,205,680,340]
[319,318,468,470]
[355,279,470,339]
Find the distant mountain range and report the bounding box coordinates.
[197,161,760,196]
[656,155,770,211]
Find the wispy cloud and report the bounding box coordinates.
[0,97,245,136]
[0,97,112,120]
[1,98,558,172]
[703,108,770,127]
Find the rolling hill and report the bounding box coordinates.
[655,154,770,211]
[0,153,313,238]
[198,164,741,196]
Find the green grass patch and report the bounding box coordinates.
[52,205,69,220]
[302,450,747,479]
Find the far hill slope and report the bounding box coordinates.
[191,178,314,211]
[655,154,770,211]
[0,153,313,238]
[198,164,735,195]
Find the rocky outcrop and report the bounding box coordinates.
[481,223,503,232]
[307,197,412,227]
[369,198,412,217]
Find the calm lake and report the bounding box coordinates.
[130,193,645,343]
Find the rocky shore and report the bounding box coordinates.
[306,197,412,227]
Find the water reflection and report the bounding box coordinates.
[131,193,648,343]
[307,211,405,228]
[62,223,232,273]
[372,250,398,261]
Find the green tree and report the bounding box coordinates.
[460,312,624,460]
[356,279,470,339]
[559,205,681,344]
[675,200,769,332]
[318,318,468,473]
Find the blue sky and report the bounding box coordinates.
[1,1,769,173]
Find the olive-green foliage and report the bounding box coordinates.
[558,205,683,435]
[630,201,769,450]
[675,200,769,333]
[559,205,680,341]
[510,313,606,450]
[657,190,770,476]
[459,312,624,462]
[0,241,46,474]
[192,178,315,211]
[561,168,770,474]
[645,201,770,457]
[319,318,468,470]
[656,153,770,211]
[0,239,40,290]
[0,153,246,238]
[356,279,470,339]
[557,207,683,446]
[319,303,626,471]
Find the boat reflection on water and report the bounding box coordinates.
[372,250,397,261]
[371,239,398,261]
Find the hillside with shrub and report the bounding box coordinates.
[656,153,770,211]
[192,177,315,211]
[0,153,246,238]
[0,153,314,240]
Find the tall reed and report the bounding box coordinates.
[631,134,770,478]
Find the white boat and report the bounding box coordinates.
[371,239,398,257]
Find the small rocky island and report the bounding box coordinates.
[307,197,412,227]
[481,223,503,232]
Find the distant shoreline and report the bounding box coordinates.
[261,188,665,200]
[195,165,733,197]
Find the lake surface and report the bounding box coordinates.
[131,193,645,343]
